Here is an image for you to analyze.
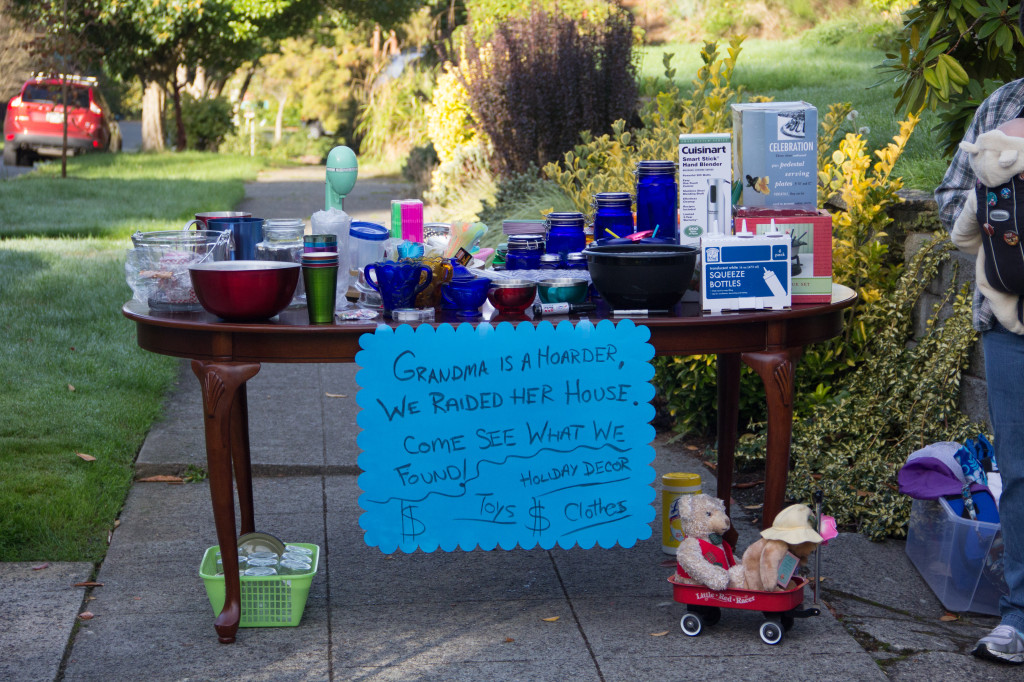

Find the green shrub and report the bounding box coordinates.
[477,166,578,228]
[356,62,434,163]
[401,143,440,195]
[780,236,981,539]
[180,95,234,152]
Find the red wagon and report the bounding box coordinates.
[668,577,821,644]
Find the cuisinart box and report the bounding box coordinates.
[731,102,818,208]
[678,133,732,246]
[701,231,791,312]
[735,207,833,303]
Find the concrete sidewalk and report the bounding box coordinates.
[4,164,1018,681]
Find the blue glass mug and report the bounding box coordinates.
[364,260,433,317]
[206,216,265,261]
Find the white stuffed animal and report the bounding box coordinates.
[670,493,746,591]
[951,118,1024,334]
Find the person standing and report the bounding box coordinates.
[935,33,1024,663]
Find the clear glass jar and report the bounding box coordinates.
[257,219,306,307]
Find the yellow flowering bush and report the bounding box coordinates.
[426,63,478,164]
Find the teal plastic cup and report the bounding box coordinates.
[303,264,338,324]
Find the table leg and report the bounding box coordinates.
[231,383,256,535]
[716,353,741,548]
[741,349,800,530]
[191,360,261,644]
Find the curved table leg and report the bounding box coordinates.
[716,353,741,548]
[191,360,261,644]
[741,349,801,530]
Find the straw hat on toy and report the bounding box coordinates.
[759,504,823,544]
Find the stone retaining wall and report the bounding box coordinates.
[892,190,989,427]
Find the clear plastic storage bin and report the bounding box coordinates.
[905,497,1006,615]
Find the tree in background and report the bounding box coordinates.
[0,0,36,106]
[10,0,426,152]
[879,0,1023,155]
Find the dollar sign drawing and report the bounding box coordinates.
[401,501,425,541]
[528,497,550,536]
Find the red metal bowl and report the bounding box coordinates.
[487,279,537,314]
[189,261,299,321]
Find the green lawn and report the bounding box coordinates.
[638,39,948,191]
[0,152,265,561]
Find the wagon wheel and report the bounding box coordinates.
[680,612,703,637]
[759,619,783,645]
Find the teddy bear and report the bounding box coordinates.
[951,118,1024,334]
[670,493,746,591]
[738,503,823,592]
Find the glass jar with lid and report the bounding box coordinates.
[545,212,587,257]
[592,192,634,241]
[257,218,306,307]
[634,161,678,242]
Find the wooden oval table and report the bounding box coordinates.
[123,284,856,642]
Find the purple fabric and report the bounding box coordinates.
[898,455,990,499]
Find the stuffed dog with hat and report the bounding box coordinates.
[670,494,746,591]
[951,118,1024,334]
[739,504,823,592]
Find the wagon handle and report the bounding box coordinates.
[813,489,823,605]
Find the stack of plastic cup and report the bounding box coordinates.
[302,251,339,324]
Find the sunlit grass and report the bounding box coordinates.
[0,238,179,561]
[0,151,266,238]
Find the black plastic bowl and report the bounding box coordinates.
[585,244,697,309]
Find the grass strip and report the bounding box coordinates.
[0,151,265,561]
[0,151,264,239]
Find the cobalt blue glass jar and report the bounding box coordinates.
[592,192,634,241]
[545,212,587,257]
[505,234,545,270]
[635,161,677,241]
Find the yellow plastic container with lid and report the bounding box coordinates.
[662,472,702,554]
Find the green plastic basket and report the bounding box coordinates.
[198,543,319,627]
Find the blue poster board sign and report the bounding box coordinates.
[355,319,656,553]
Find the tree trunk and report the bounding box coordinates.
[141,80,165,152]
[274,94,287,145]
[171,82,186,151]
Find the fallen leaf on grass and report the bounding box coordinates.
[939,612,959,622]
[650,631,669,637]
[78,612,94,620]
[68,384,75,392]
[702,460,717,471]
[541,616,560,622]
[743,504,763,510]
[733,480,764,489]
[113,520,120,529]
[32,563,49,570]
[74,582,103,587]
[504,637,515,643]
[136,475,183,483]
[76,453,96,462]
[325,392,348,398]
[684,445,699,451]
